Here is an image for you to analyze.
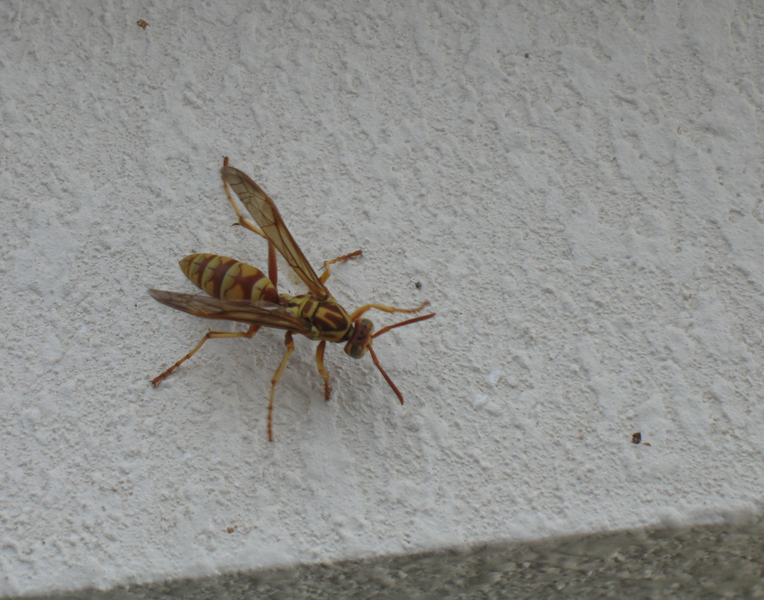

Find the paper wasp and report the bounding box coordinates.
[149,158,435,441]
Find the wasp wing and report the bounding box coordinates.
[221,165,329,299]
[148,289,314,334]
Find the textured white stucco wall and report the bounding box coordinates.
[2,0,763,596]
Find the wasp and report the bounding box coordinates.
[149,158,435,441]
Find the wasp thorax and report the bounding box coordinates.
[344,318,374,358]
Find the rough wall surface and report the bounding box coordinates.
[2,0,763,596]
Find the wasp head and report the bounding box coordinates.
[344,318,374,358]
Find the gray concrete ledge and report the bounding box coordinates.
[22,511,764,600]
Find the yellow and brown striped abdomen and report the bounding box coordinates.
[179,253,279,303]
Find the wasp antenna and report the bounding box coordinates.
[368,346,404,405]
[373,312,436,339]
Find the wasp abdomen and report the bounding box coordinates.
[179,253,279,303]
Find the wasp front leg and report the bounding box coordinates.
[151,325,260,386]
[349,300,430,322]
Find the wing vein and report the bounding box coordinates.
[148,290,313,334]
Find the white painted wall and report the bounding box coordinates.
[2,0,763,595]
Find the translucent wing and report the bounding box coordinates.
[148,289,314,334]
[221,165,329,299]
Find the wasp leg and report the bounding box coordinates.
[221,165,268,239]
[349,300,430,322]
[319,250,362,284]
[267,243,278,290]
[220,164,278,287]
[234,214,267,239]
[151,325,260,386]
[268,331,295,442]
[315,340,331,400]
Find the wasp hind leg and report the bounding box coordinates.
[267,332,295,442]
[151,325,260,386]
[315,340,331,400]
[221,160,268,241]
[319,250,362,284]
[220,160,279,286]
